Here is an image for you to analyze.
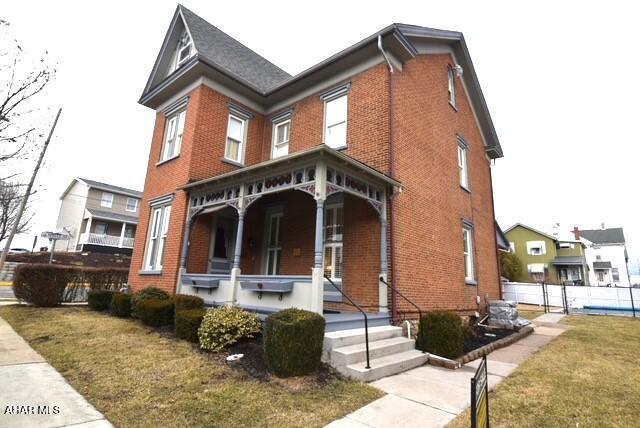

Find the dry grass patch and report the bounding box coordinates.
[0,305,382,428]
[448,315,640,427]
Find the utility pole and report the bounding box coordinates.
[0,108,61,271]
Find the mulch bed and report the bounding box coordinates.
[464,325,514,354]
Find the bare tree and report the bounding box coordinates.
[0,180,32,244]
[0,19,56,168]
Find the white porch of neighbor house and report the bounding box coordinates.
[174,146,400,329]
[77,209,137,250]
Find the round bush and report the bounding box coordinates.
[174,294,204,312]
[198,306,261,352]
[110,292,132,318]
[131,286,170,317]
[12,264,71,307]
[416,311,463,359]
[87,290,115,311]
[175,309,206,342]
[137,298,175,327]
[264,308,325,377]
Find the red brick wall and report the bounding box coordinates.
[390,54,500,313]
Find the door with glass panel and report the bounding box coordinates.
[209,216,234,274]
[264,210,283,275]
[324,203,344,282]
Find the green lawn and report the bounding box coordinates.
[448,315,640,427]
[0,305,382,428]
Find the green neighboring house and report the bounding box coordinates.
[504,223,589,285]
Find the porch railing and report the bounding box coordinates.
[324,274,371,369]
[379,276,423,322]
[79,233,134,248]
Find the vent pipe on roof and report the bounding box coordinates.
[378,35,394,73]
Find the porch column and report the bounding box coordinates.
[230,185,247,305]
[118,222,126,248]
[177,209,197,295]
[310,161,327,315]
[378,191,389,313]
[232,212,245,269]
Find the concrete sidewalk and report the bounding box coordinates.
[327,314,569,428]
[0,316,112,428]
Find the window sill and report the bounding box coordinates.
[139,270,163,276]
[221,157,245,168]
[460,185,471,193]
[465,279,477,286]
[449,101,458,112]
[156,155,180,166]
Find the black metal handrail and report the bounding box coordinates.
[324,274,371,369]
[379,276,422,321]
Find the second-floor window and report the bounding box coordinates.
[527,241,546,255]
[225,114,247,164]
[272,119,290,159]
[324,94,347,149]
[448,65,457,108]
[101,192,113,208]
[126,198,138,212]
[161,110,186,162]
[457,138,469,190]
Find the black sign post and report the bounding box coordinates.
[471,355,489,428]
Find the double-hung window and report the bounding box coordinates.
[272,120,290,159]
[457,137,469,190]
[324,203,344,281]
[126,197,138,212]
[448,65,457,108]
[324,94,348,149]
[101,192,113,208]
[224,114,247,164]
[462,222,475,283]
[526,241,546,255]
[144,204,171,271]
[161,110,186,161]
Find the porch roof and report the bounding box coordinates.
[552,256,584,266]
[180,145,401,191]
[593,261,613,269]
[85,209,139,225]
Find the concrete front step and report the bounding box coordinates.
[331,336,416,367]
[339,349,430,382]
[323,325,403,356]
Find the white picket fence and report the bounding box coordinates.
[503,282,640,311]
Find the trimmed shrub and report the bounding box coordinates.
[131,287,170,317]
[137,298,175,327]
[198,306,261,352]
[174,294,204,312]
[12,264,72,307]
[87,290,115,311]
[416,311,463,359]
[264,308,325,377]
[110,292,132,318]
[175,309,206,342]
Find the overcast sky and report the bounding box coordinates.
[3,0,640,260]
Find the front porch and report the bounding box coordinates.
[77,208,137,253]
[175,146,400,329]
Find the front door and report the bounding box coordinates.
[264,209,283,275]
[209,216,235,274]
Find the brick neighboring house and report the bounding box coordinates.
[55,178,142,255]
[130,5,505,327]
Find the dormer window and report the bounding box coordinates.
[176,32,193,68]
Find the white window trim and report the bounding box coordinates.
[100,192,113,208]
[271,119,291,159]
[463,225,475,283]
[175,32,193,69]
[448,65,457,108]
[160,109,186,162]
[323,94,348,150]
[224,113,248,165]
[126,198,139,212]
[526,241,547,256]
[324,202,344,282]
[262,208,284,275]
[457,144,469,190]
[143,205,171,272]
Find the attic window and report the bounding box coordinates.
[176,32,193,68]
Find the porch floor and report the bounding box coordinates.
[324,311,391,332]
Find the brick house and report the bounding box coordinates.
[130,5,504,331]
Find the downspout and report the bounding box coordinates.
[489,160,502,301]
[378,35,398,321]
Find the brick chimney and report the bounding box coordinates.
[573,226,580,240]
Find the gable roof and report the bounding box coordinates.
[61,178,142,200]
[579,227,626,244]
[141,7,503,158]
[504,223,558,242]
